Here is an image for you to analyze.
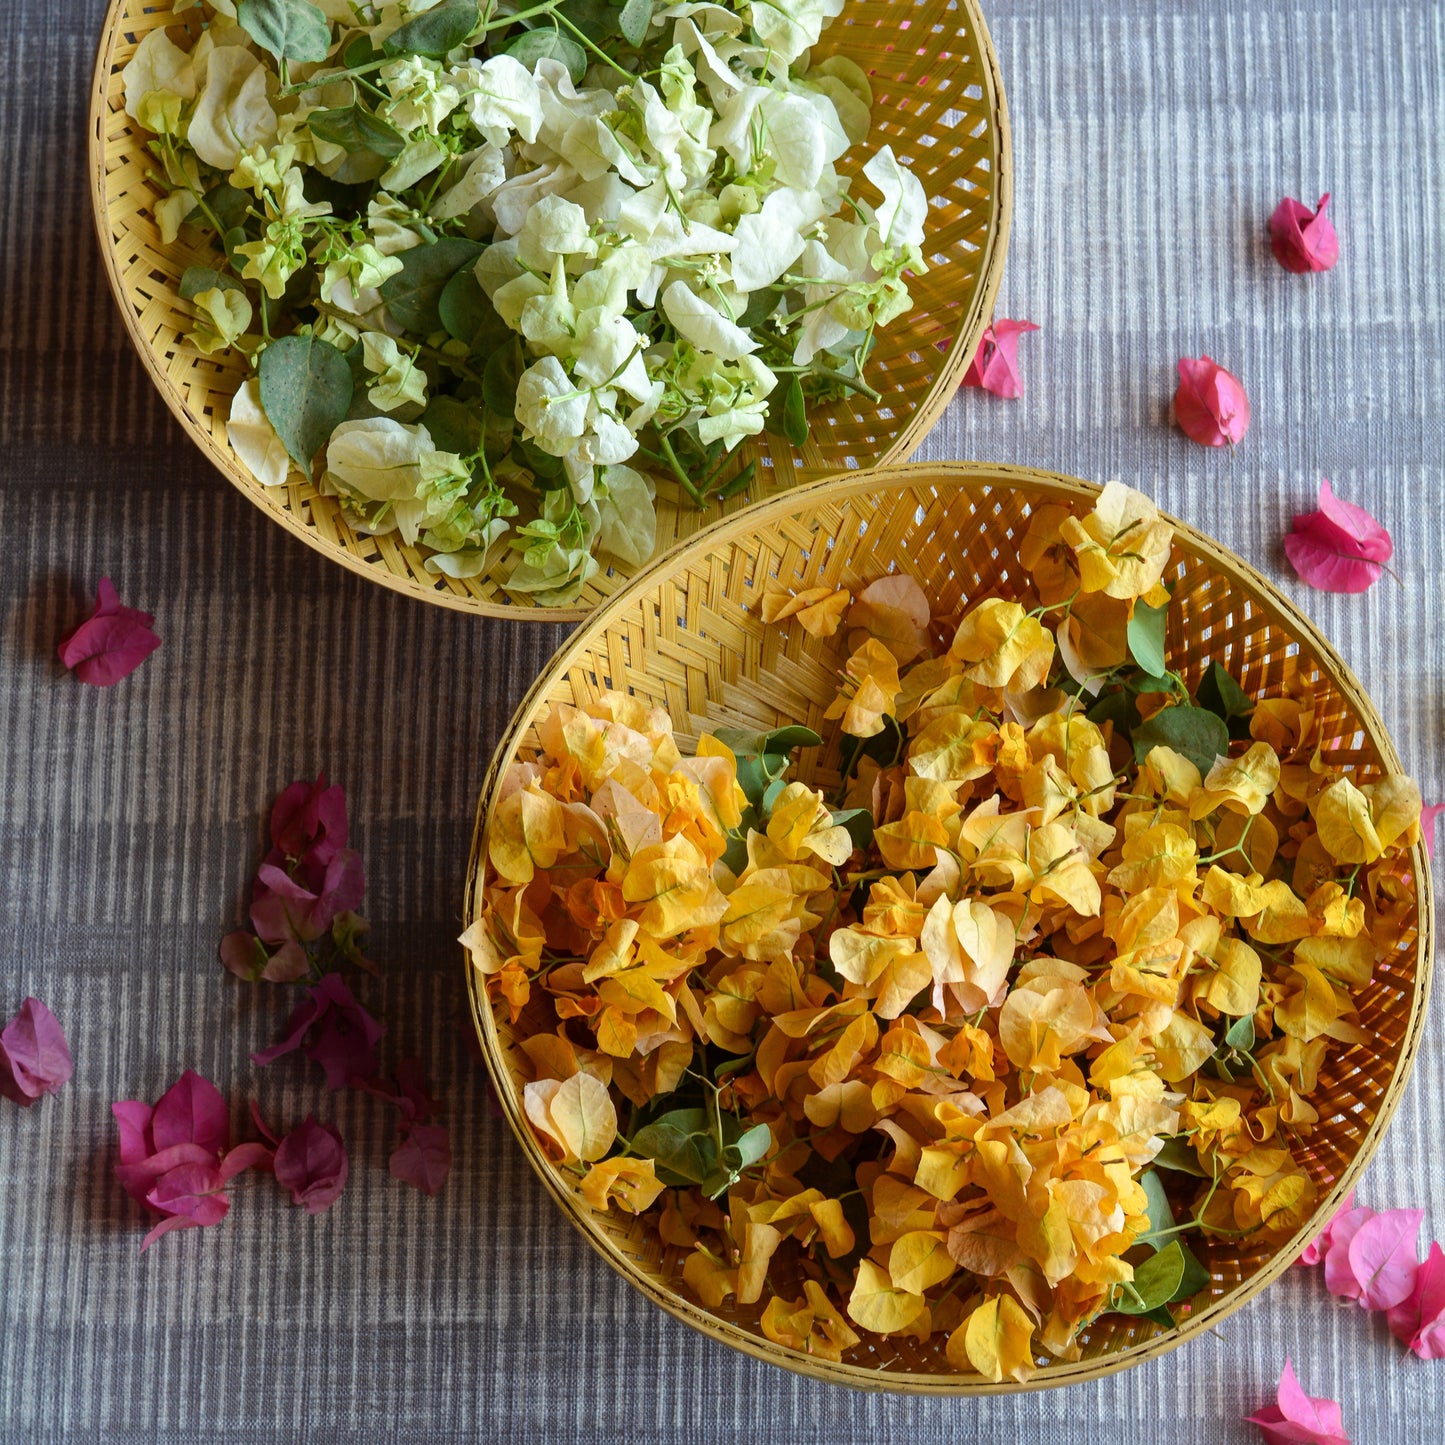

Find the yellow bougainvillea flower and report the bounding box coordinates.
[580,1156,665,1213]
[1057,481,1174,601]
[523,1073,617,1163]
[823,637,903,737]
[846,574,933,665]
[761,578,853,638]
[949,598,1056,691]
[951,1294,1037,1383]
[760,1280,862,1362]
[847,1258,929,1335]
[621,834,728,937]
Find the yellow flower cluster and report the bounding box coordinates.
[465,482,1421,1378]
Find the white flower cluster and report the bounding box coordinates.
[122,0,928,602]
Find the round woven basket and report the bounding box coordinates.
[464,461,1433,1391]
[88,1,1011,621]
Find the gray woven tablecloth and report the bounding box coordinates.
[2,1,1443,1440]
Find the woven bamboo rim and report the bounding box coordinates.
[88,0,1011,621]
[464,461,1434,1392]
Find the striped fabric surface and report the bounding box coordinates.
[1,0,1442,1439]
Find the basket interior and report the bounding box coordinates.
[467,465,1430,1389]
[91,0,1008,618]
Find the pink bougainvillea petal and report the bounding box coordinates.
[56,577,161,687]
[1270,193,1340,274]
[1322,1206,1377,1300]
[218,1141,275,1183]
[1245,1359,1351,1444]
[1285,480,1392,593]
[1418,803,1445,861]
[1346,1208,1424,1310]
[140,1214,203,1253]
[961,319,1039,399]
[269,775,348,865]
[0,997,73,1104]
[251,974,384,1090]
[274,1116,349,1214]
[146,1162,229,1223]
[390,1123,451,1195]
[1175,356,1250,446]
[1387,1241,1445,1359]
[1299,1189,1357,1267]
[150,1070,230,1155]
[112,1100,157,1166]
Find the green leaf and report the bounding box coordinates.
[554,0,615,42]
[380,237,486,334]
[236,0,333,63]
[1086,688,1140,740]
[421,395,484,456]
[1139,1304,1177,1328]
[780,375,808,447]
[1114,1241,1187,1314]
[1130,704,1230,775]
[830,807,875,852]
[618,0,653,46]
[722,1122,772,1171]
[1126,597,1169,678]
[203,183,251,234]
[439,266,510,352]
[179,266,242,300]
[343,34,381,68]
[504,28,587,83]
[257,333,354,480]
[1197,660,1255,741]
[483,339,524,420]
[714,725,824,756]
[307,103,405,159]
[1152,1137,1209,1178]
[1137,1169,1176,1251]
[382,0,480,59]
[1173,1242,1211,1304]
[731,753,785,812]
[629,1108,716,1187]
[1224,1013,1256,1050]
[761,777,786,814]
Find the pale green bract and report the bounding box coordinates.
[138,0,929,602]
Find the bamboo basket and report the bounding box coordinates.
[88,0,1011,621]
[464,462,1433,1391]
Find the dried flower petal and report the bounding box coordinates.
[961,319,1039,399]
[1175,356,1250,446]
[56,578,161,686]
[0,998,73,1105]
[250,972,386,1089]
[274,1116,349,1214]
[1270,194,1340,274]
[390,1122,451,1194]
[1284,479,1392,594]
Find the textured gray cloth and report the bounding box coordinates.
[1,0,1443,1440]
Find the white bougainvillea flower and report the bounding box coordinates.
[594,464,657,567]
[454,54,543,146]
[429,144,506,220]
[661,282,758,361]
[325,418,435,501]
[361,332,429,413]
[729,187,824,291]
[190,286,253,355]
[744,0,845,68]
[515,356,591,455]
[122,29,196,121]
[188,47,277,170]
[863,145,928,250]
[226,380,291,489]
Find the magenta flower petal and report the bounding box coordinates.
[1245,1359,1351,1444]
[56,578,161,686]
[961,319,1039,399]
[1175,356,1250,446]
[1270,193,1340,274]
[1346,1207,1424,1310]
[150,1070,230,1155]
[0,997,73,1104]
[390,1123,451,1195]
[1284,479,1392,593]
[274,1117,349,1214]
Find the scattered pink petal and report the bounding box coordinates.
[1175,355,1250,446]
[249,1101,281,1147]
[1245,1359,1351,1444]
[1347,1208,1424,1310]
[269,775,349,866]
[251,851,365,945]
[0,997,73,1104]
[1284,479,1392,593]
[151,1070,230,1155]
[1322,1204,1377,1300]
[1299,1189,1356,1267]
[1418,803,1445,861]
[1387,1241,1445,1359]
[961,319,1039,399]
[390,1123,451,1195]
[1270,193,1340,274]
[274,1116,349,1214]
[250,973,385,1090]
[56,578,161,686]
[111,1070,269,1250]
